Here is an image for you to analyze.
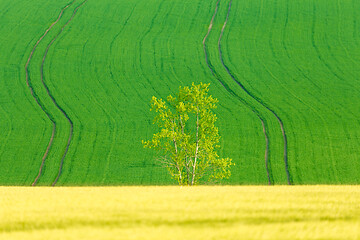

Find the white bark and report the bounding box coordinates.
[179,115,191,185]
[191,107,200,185]
[171,118,182,183]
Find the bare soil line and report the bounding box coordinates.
[26,1,75,187]
[202,0,272,185]
[36,0,89,186]
[219,1,291,185]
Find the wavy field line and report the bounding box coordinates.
[25,1,75,186]
[220,0,292,184]
[273,0,340,182]
[246,0,291,185]
[219,1,277,184]
[56,40,90,184]
[277,0,322,181]
[154,1,181,87]
[266,0,305,182]
[134,1,166,100]
[321,0,360,89]
[136,1,174,183]
[334,1,360,145]
[38,0,89,186]
[311,1,358,93]
[167,1,198,85]
[311,0,360,181]
[310,0,341,182]
[82,10,127,182]
[203,0,272,185]
[103,3,140,183]
[108,2,138,98]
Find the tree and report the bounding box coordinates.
[142,82,234,186]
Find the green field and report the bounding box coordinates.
[0,0,359,185]
[1,186,359,239]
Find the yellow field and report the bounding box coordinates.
[0,186,359,240]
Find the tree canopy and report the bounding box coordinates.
[143,83,234,185]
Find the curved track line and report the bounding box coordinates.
[25,2,75,186]
[136,0,166,98]
[202,0,220,70]
[32,125,56,186]
[36,0,89,186]
[275,0,339,183]
[203,0,272,185]
[31,0,88,186]
[249,0,291,184]
[217,1,271,185]
[218,0,291,185]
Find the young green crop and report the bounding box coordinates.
[0,0,359,185]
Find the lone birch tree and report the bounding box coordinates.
[142,83,234,185]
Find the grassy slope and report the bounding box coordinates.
[0,0,359,185]
[221,0,360,183]
[0,0,73,185]
[47,0,266,185]
[1,186,360,239]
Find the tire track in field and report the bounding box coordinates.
[203,0,273,185]
[39,0,89,186]
[219,0,292,185]
[248,0,292,185]
[58,40,89,183]
[265,0,301,183]
[275,0,342,182]
[25,1,75,186]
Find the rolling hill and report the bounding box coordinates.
[0,0,359,185]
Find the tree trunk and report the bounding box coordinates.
[191,107,200,185]
[172,118,182,184]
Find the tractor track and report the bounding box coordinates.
[203,0,272,185]
[26,1,75,186]
[220,0,291,185]
[41,0,89,186]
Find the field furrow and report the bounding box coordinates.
[222,0,360,183]
[202,0,274,184]
[0,0,359,185]
[42,0,89,186]
[217,0,274,184]
[24,1,75,186]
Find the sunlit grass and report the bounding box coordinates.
[1,186,359,239]
[1,0,359,186]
